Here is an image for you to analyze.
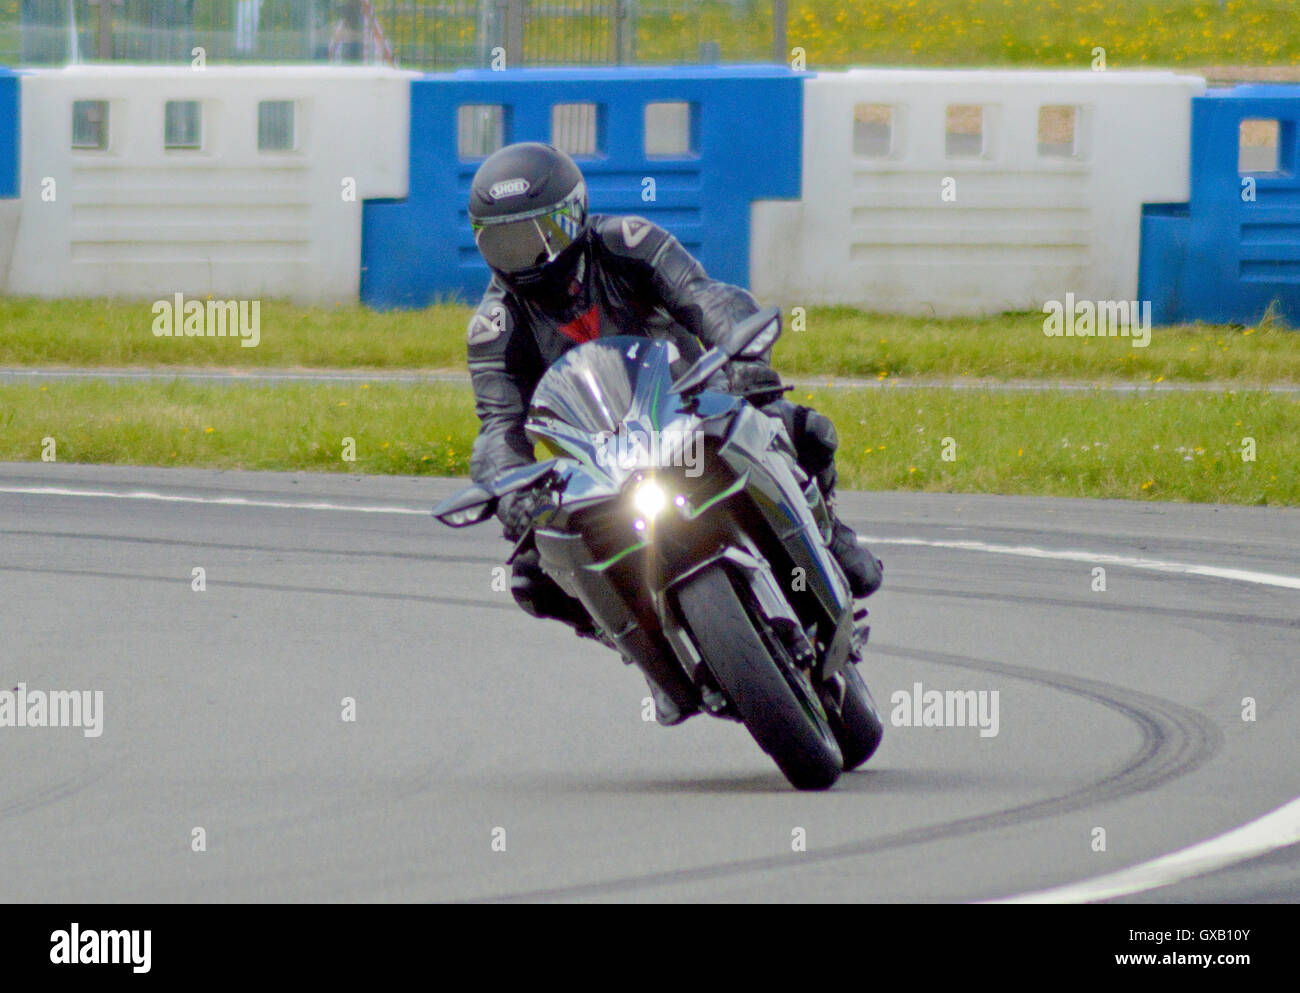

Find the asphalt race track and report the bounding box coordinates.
[2,462,1297,903]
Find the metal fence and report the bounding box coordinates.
[2,1,783,69]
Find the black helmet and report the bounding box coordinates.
[468,142,589,293]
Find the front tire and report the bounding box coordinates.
[676,564,843,790]
[822,664,884,771]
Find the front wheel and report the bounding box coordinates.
[821,664,884,771]
[676,564,843,790]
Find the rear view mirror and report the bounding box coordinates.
[432,461,563,528]
[669,346,731,396]
[721,306,781,360]
[491,460,560,496]
[669,306,783,396]
[432,484,496,527]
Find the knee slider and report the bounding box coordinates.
[510,551,547,617]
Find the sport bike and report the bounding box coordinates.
[433,307,883,789]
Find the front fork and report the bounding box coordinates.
[657,535,821,692]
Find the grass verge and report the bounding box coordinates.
[805,384,1298,505]
[0,380,479,476]
[772,307,1300,384]
[0,297,473,371]
[775,0,1300,69]
[2,380,1295,506]
[6,1,1300,69]
[2,297,1297,384]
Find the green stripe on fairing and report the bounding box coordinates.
[583,539,648,573]
[580,471,747,574]
[681,471,749,520]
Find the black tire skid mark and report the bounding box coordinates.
[461,643,1221,902]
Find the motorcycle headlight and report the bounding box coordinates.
[631,479,667,520]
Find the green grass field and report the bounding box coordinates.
[773,307,1299,383]
[806,382,1297,504]
[5,1,1299,71]
[0,379,479,475]
[0,297,473,371]
[776,0,1300,69]
[3,379,1295,505]
[634,0,1300,69]
[2,296,1296,384]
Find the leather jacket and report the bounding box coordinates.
[465,215,770,484]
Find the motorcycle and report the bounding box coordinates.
[433,307,883,790]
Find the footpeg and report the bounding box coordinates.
[700,685,730,715]
[852,607,870,656]
[649,681,697,726]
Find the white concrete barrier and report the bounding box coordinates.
[0,201,19,283]
[2,65,415,303]
[752,69,1206,316]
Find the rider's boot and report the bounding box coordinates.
[645,677,697,726]
[759,397,884,599]
[512,546,600,633]
[819,469,884,599]
[515,548,701,725]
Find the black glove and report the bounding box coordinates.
[497,488,541,543]
[726,359,787,405]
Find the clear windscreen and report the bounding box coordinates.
[529,337,680,436]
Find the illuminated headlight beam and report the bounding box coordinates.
[631,479,667,520]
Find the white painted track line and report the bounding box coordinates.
[3,485,1298,589]
[0,485,430,515]
[990,796,1300,903]
[860,535,1300,591]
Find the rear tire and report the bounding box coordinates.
[676,564,843,790]
[823,664,884,771]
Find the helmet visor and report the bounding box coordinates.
[472,184,587,278]
[474,211,576,276]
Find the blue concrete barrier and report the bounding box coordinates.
[361,65,805,309]
[0,68,19,198]
[1140,85,1300,325]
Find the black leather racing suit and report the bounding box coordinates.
[467,215,851,628]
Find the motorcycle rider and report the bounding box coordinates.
[464,142,883,694]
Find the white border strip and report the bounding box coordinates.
[991,796,1300,903]
[5,367,1297,394]
[0,485,429,515]
[862,535,1300,591]
[2,486,1298,589]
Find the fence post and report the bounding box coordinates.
[88,0,123,61]
[772,0,787,65]
[613,0,637,65]
[613,0,624,66]
[505,0,525,66]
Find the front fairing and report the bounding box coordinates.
[524,334,853,674]
[525,336,739,496]
[525,336,840,587]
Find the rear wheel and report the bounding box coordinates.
[822,664,884,771]
[676,564,843,790]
